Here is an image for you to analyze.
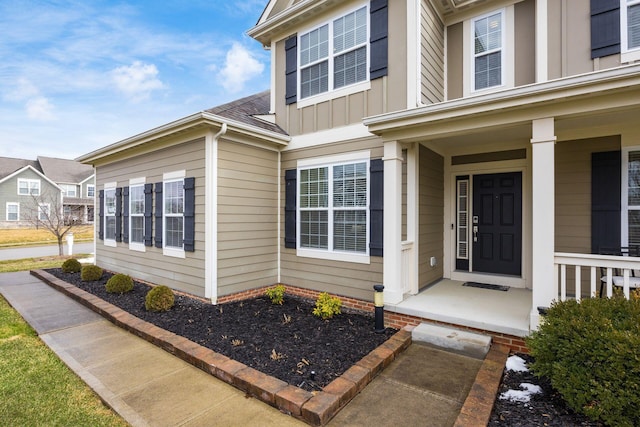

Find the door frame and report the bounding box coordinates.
[445,160,529,289]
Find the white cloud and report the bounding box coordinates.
[111,61,164,101]
[216,43,265,93]
[26,96,55,121]
[4,78,39,102]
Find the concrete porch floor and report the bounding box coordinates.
[385,279,532,337]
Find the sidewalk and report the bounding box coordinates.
[0,271,508,426]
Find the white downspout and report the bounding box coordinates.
[205,123,227,303]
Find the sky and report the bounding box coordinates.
[0,0,271,161]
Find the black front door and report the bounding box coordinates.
[472,172,522,276]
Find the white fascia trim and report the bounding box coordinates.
[247,0,330,43]
[364,63,640,128]
[0,165,62,191]
[285,123,374,151]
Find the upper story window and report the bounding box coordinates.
[87,184,95,198]
[472,11,504,91]
[17,179,40,196]
[623,0,640,53]
[60,184,77,197]
[299,5,368,100]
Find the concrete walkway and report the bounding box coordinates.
[0,271,506,426]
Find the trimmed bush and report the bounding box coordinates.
[264,284,285,305]
[80,265,103,282]
[527,294,640,427]
[61,258,82,273]
[105,274,133,294]
[145,286,175,312]
[312,292,342,320]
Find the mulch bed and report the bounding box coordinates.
[489,354,603,426]
[45,268,396,392]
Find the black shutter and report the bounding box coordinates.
[115,187,122,242]
[144,183,153,247]
[285,35,297,105]
[155,182,163,248]
[123,186,129,244]
[370,0,388,79]
[370,159,384,256]
[98,190,104,240]
[591,0,620,58]
[183,177,196,252]
[284,169,297,249]
[591,151,621,253]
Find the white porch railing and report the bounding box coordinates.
[554,252,640,300]
[401,241,414,295]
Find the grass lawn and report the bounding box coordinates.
[0,225,94,246]
[0,255,91,273]
[0,295,128,427]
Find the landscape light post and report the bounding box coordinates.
[373,284,385,333]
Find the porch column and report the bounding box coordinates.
[383,140,404,304]
[530,118,556,329]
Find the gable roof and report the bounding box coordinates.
[37,156,94,184]
[0,157,41,180]
[205,90,285,135]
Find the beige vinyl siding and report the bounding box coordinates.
[280,137,384,301]
[217,139,279,297]
[95,138,206,297]
[419,145,444,288]
[421,0,445,104]
[514,0,535,87]
[555,135,621,253]
[446,22,463,100]
[273,0,408,136]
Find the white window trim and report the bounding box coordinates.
[621,0,640,63]
[61,184,77,197]
[6,202,19,221]
[297,2,370,109]
[38,203,50,222]
[104,182,117,247]
[129,177,146,252]
[87,184,95,198]
[296,151,371,264]
[621,146,640,247]
[17,178,41,196]
[163,170,186,258]
[463,7,514,97]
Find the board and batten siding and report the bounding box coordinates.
[421,0,445,104]
[216,139,279,297]
[95,138,206,297]
[418,145,444,288]
[280,138,384,301]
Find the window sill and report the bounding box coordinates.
[129,243,146,252]
[104,240,117,248]
[296,248,370,264]
[163,247,186,259]
[621,49,640,64]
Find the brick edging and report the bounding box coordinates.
[454,344,510,427]
[30,269,411,426]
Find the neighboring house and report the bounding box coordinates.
[77,0,640,341]
[0,156,95,228]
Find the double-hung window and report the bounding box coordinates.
[104,184,116,246]
[87,184,95,198]
[298,155,369,262]
[623,0,640,55]
[38,203,50,222]
[623,149,640,246]
[129,181,145,250]
[472,11,504,91]
[299,4,368,100]
[60,184,77,197]
[163,171,185,256]
[18,179,40,196]
[6,203,19,221]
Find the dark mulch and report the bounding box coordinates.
[489,354,603,426]
[45,269,396,392]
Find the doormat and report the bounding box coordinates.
[463,282,509,291]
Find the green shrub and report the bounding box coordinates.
[527,295,640,427]
[264,285,286,305]
[145,286,175,312]
[61,258,82,273]
[105,274,134,294]
[312,292,342,320]
[80,265,103,282]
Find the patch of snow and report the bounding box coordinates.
[505,355,528,372]
[499,382,543,403]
